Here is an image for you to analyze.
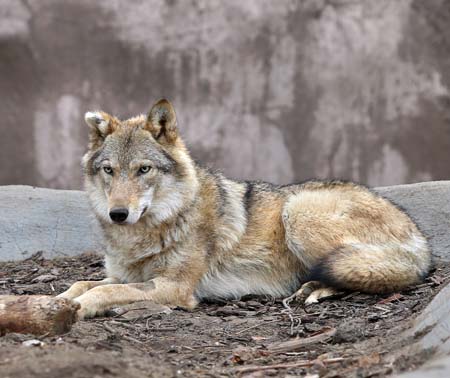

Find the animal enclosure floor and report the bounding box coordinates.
[0,252,448,378]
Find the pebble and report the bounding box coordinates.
[22,339,45,347]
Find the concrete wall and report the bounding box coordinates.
[1,0,450,189]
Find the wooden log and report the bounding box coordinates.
[0,295,80,336]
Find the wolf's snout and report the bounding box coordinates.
[109,208,129,223]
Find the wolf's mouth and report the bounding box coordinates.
[141,206,148,217]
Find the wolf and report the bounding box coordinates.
[58,99,432,319]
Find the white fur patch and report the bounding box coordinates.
[401,233,428,256]
[139,188,154,210]
[195,266,298,300]
[148,178,186,224]
[125,187,155,225]
[214,179,247,252]
[85,180,110,223]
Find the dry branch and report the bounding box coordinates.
[0,295,79,336]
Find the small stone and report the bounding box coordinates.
[22,339,44,347]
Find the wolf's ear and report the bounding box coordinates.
[145,99,178,144]
[84,111,112,136]
[84,111,114,147]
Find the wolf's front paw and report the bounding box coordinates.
[56,290,77,301]
[57,281,92,300]
[74,299,101,320]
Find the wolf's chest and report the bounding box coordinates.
[104,248,161,283]
[103,229,162,281]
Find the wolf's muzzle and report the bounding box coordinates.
[109,208,129,224]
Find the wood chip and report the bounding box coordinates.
[377,293,403,304]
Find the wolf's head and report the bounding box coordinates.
[82,99,198,226]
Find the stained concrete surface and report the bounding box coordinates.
[1,0,450,189]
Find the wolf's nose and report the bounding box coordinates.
[109,208,129,223]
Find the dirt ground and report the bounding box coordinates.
[0,252,448,378]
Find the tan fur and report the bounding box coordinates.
[59,100,432,319]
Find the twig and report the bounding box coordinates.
[342,292,360,300]
[319,305,329,319]
[377,293,403,305]
[122,334,143,344]
[103,323,117,334]
[282,292,296,312]
[413,282,433,289]
[282,293,298,335]
[373,305,390,313]
[109,320,136,330]
[147,327,177,332]
[267,327,336,353]
[234,357,347,374]
[189,344,228,349]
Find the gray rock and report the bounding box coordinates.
[376,181,450,263]
[393,283,450,377]
[396,356,450,378]
[0,185,104,261]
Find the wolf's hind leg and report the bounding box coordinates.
[304,287,339,304]
[294,281,322,297]
[282,189,430,298]
[286,281,339,305]
[57,277,119,300]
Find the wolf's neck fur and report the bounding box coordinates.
[195,167,248,252]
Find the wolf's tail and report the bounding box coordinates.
[309,236,432,293]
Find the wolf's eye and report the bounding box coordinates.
[138,166,152,175]
[103,166,113,175]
